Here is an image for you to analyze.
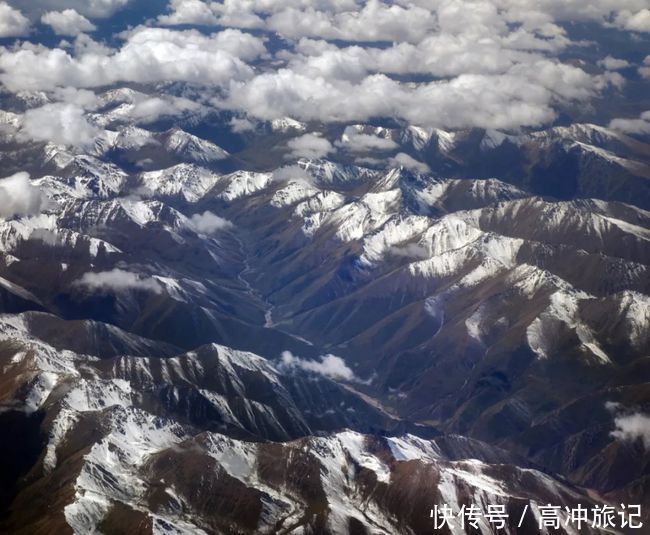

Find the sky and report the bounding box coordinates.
[0,0,649,144]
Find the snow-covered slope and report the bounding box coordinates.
[163,128,229,164]
[0,106,649,534]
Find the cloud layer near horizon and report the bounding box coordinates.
[0,0,648,134]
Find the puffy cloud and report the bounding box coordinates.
[337,126,397,152]
[161,0,435,43]
[389,153,430,173]
[272,165,313,184]
[41,9,97,36]
[160,0,650,42]
[138,97,202,123]
[9,0,130,19]
[154,0,636,132]
[286,133,334,160]
[0,172,48,219]
[162,0,272,30]
[615,9,650,32]
[284,30,572,84]
[279,350,357,381]
[20,103,100,147]
[608,403,650,449]
[0,27,263,92]
[0,2,29,37]
[190,211,233,234]
[609,111,650,134]
[0,0,645,132]
[267,0,436,43]
[491,0,650,25]
[110,26,267,63]
[75,268,163,294]
[220,12,608,131]
[158,0,219,26]
[612,412,650,448]
[227,68,573,130]
[125,27,267,62]
[597,56,631,70]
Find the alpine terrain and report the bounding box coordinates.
[0,1,649,534]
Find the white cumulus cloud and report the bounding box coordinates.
[75,268,163,294]
[190,211,233,234]
[597,56,631,70]
[609,110,650,134]
[615,8,650,32]
[0,1,29,37]
[158,0,219,26]
[9,0,130,19]
[389,153,430,173]
[279,350,357,382]
[286,133,334,160]
[272,165,314,184]
[337,126,398,153]
[608,403,650,449]
[0,172,48,220]
[41,9,96,36]
[0,27,263,92]
[20,103,100,147]
[0,0,646,132]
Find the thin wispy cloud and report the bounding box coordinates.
[75,268,163,294]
